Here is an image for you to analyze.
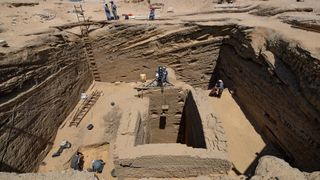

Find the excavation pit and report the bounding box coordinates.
[0,20,319,178]
[143,88,206,149]
[114,86,231,178]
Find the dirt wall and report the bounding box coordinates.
[147,88,186,144]
[0,40,92,172]
[179,91,206,148]
[219,27,320,171]
[91,23,233,88]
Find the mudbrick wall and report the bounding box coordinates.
[0,37,92,172]
[219,26,320,171]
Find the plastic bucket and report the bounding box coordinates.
[140,74,146,82]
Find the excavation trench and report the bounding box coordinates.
[0,23,319,174]
[136,88,206,149]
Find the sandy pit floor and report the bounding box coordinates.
[38,81,149,180]
[207,89,280,176]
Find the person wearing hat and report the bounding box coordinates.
[110,1,119,20]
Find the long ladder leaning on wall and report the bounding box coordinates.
[74,4,101,82]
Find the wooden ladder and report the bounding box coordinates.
[69,90,102,127]
[74,5,89,37]
[74,5,101,81]
[83,36,102,81]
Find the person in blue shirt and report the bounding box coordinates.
[210,79,224,97]
[104,3,112,20]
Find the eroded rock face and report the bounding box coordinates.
[252,156,320,180]
[92,23,233,88]
[219,27,320,171]
[0,38,92,172]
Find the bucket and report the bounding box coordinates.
[80,93,87,100]
[140,74,146,82]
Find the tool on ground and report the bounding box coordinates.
[87,124,94,130]
[111,168,117,177]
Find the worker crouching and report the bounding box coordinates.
[209,79,224,98]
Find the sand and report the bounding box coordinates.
[1,0,320,51]
[1,0,320,178]
[38,81,149,180]
[207,89,280,176]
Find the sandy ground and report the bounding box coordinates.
[207,89,279,176]
[1,0,320,52]
[176,13,320,57]
[38,81,149,180]
[1,0,320,178]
